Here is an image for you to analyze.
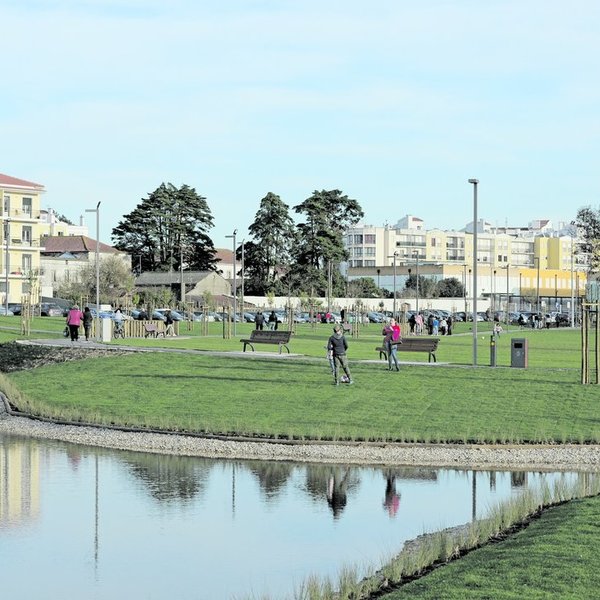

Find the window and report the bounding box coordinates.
[22,197,32,216]
[22,226,32,244]
[364,234,376,244]
[365,247,376,256]
[22,254,32,272]
[354,247,363,257]
[364,260,375,267]
[3,194,10,215]
[354,234,363,244]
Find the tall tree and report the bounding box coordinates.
[291,189,363,295]
[112,183,217,272]
[572,207,600,273]
[243,193,296,295]
[435,277,465,298]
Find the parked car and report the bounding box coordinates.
[154,308,184,321]
[8,303,22,316]
[367,311,384,323]
[215,311,241,322]
[243,312,256,323]
[0,306,14,316]
[192,311,217,322]
[39,303,64,317]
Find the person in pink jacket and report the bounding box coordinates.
[66,304,84,342]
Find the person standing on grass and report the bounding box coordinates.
[66,304,83,343]
[82,306,93,341]
[327,324,353,386]
[382,317,401,371]
[164,309,175,336]
[254,310,265,330]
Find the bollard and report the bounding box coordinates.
[490,333,497,367]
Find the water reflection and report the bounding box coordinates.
[0,432,592,600]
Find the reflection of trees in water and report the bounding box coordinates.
[122,453,211,503]
[246,460,295,500]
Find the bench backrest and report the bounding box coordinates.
[249,330,291,342]
[399,338,439,350]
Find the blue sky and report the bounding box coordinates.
[2,0,599,248]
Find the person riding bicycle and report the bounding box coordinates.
[113,306,125,337]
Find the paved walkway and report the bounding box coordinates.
[19,336,447,366]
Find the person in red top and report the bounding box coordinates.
[382,317,401,371]
[66,304,84,342]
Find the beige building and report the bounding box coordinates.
[346,216,587,312]
[39,235,129,299]
[1,173,45,305]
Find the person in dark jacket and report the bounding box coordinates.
[254,311,265,330]
[326,324,353,386]
[82,306,93,341]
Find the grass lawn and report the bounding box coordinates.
[3,324,598,443]
[383,494,600,599]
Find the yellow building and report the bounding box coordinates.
[1,173,45,306]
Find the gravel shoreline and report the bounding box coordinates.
[2,396,600,470]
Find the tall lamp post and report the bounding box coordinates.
[387,252,398,318]
[468,178,479,366]
[534,256,541,315]
[3,218,10,313]
[505,265,510,324]
[226,229,237,335]
[85,202,101,340]
[570,238,575,327]
[412,249,420,315]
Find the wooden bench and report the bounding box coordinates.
[144,323,165,338]
[240,330,292,354]
[376,337,440,363]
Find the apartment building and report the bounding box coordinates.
[1,173,45,305]
[345,216,586,309]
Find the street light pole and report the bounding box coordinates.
[505,265,510,324]
[570,238,575,327]
[241,239,245,323]
[226,229,237,336]
[85,202,101,340]
[413,249,420,315]
[387,252,398,318]
[534,256,540,316]
[468,178,479,366]
[3,218,10,313]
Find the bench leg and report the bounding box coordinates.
[379,351,388,361]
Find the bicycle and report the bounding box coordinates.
[113,321,125,339]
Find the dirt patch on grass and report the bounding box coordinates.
[0,342,130,372]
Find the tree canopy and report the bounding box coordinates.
[243,192,296,295]
[573,207,600,272]
[111,183,217,273]
[290,189,364,295]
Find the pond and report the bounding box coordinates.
[0,433,587,599]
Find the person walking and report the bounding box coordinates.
[327,324,353,386]
[382,317,401,371]
[268,310,277,330]
[254,310,265,330]
[164,309,175,336]
[82,306,93,341]
[66,304,83,342]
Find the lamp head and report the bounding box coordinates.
[468,178,479,184]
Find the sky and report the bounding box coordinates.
[2,0,599,248]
